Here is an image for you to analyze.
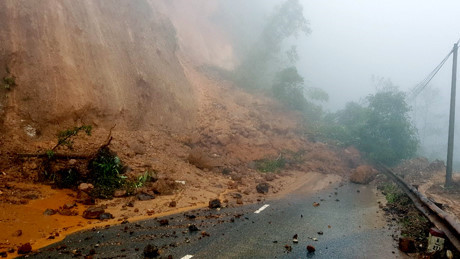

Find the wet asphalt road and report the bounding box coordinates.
[27,182,408,259]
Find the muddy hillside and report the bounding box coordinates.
[0,0,363,255]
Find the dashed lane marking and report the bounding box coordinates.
[254,204,270,214]
[181,255,193,259]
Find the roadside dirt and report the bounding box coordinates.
[392,158,460,222]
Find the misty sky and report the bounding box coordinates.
[297,0,460,111]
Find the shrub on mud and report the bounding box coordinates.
[88,147,126,198]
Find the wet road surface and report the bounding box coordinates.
[27,182,408,258]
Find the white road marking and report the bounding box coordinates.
[181,255,193,259]
[254,204,270,214]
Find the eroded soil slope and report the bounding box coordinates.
[0,1,365,256]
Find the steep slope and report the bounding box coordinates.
[0,0,195,135]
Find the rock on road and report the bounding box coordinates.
[26,182,408,258]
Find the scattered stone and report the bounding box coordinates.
[284,244,292,252]
[306,245,316,253]
[293,234,298,243]
[99,212,113,220]
[136,192,155,201]
[56,245,67,250]
[68,159,77,165]
[58,208,78,216]
[134,208,139,213]
[236,198,243,205]
[83,207,105,219]
[144,244,160,258]
[313,202,320,207]
[201,231,210,237]
[76,191,95,205]
[78,183,94,193]
[113,190,126,197]
[185,214,196,219]
[256,183,270,194]
[126,200,135,207]
[398,237,415,253]
[7,248,15,253]
[208,199,221,209]
[188,225,199,232]
[317,231,323,235]
[264,173,277,182]
[23,194,39,200]
[63,202,76,209]
[169,201,177,207]
[349,165,378,184]
[17,243,32,254]
[231,193,242,199]
[152,178,177,195]
[0,251,6,257]
[158,219,169,226]
[11,230,22,237]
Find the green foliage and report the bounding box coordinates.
[46,150,55,159]
[3,75,16,90]
[381,183,408,204]
[272,66,308,111]
[360,91,418,165]
[255,155,286,173]
[88,147,126,198]
[319,89,418,166]
[271,66,328,122]
[56,125,92,150]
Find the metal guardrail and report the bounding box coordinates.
[377,164,460,251]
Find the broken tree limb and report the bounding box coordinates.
[16,124,116,160]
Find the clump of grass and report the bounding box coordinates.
[380,183,411,205]
[378,181,430,245]
[124,170,157,195]
[255,155,286,173]
[3,75,16,90]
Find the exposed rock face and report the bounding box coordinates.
[349,165,378,184]
[0,0,195,133]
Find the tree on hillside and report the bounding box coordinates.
[322,89,418,166]
[272,66,328,120]
[235,0,310,89]
[360,90,418,165]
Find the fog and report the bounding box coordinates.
[297,0,460,110]
[214,0,460,166]
[293,0,460,166]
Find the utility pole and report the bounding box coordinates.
[446,43,458,187]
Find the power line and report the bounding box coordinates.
[410,47,454,98]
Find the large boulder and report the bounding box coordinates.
[350,165,378,184]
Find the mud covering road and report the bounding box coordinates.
[26,182,408,258]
